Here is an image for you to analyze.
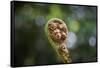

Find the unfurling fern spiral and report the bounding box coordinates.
[45,18,71,63]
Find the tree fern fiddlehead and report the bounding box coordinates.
[45,18,71,63]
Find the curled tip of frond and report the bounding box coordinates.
[47,18,68,44]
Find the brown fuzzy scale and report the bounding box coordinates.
[48,21,67,44]
[58,43,71,63]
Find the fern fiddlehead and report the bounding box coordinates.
[45,18,71,63]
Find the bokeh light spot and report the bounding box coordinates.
[69,20,80,32]
[67,32,77,49]
[89,36,96,47]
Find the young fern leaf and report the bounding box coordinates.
[45,18,71,63]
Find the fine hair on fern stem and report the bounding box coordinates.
[45,18,71,63]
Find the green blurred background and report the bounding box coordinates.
[13,1,97,66]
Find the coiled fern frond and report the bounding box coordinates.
[45,18,71,63]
